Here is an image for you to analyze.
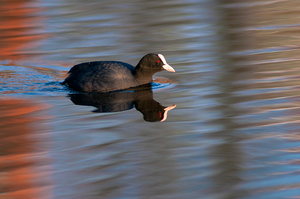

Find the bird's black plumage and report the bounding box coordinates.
[62,53,175,93]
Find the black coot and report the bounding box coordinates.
[62,53,175,93]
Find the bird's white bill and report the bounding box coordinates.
[162,64,175,72]
[158,54,175,72]
[161,104,177,122]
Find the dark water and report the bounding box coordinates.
[2,0,300,198]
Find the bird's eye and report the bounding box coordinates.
[157,60,161,63]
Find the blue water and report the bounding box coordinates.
[1,0,300,198]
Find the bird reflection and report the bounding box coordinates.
[68,85,176,122]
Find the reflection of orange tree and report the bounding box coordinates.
[0,0,45,60]
[0,98,52,199]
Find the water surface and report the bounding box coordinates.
[1,0,300,198]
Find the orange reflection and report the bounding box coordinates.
[0,98,52,199]
[0,0,45,60]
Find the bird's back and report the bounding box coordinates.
[63,61,137,93]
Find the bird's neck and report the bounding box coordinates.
[133,64,154,85]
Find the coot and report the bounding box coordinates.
[62,53,175,93]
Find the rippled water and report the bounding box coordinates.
[2,0,300,198]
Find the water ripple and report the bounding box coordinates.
[1,0,300,198]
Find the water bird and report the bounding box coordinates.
[62,53,175,93]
